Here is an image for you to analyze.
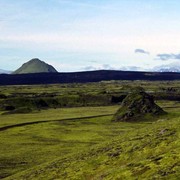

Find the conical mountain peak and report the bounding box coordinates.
[13,58,58,74]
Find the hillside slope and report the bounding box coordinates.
[13,58,57,74]
[5,112,180,180]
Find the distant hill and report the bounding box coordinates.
[13,58,58,74]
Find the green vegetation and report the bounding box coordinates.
[0,106,119,179]
[0,106,117,129]
[0,81,179,114]
[0,81,179,179]
[12,58,57,74]
[9,121,180,178]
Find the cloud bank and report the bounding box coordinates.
[156,53,180,61]
[83,64,115,71]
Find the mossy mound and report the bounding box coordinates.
[112,87,166,122]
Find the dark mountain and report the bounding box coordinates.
[0,70,180,85]
[13,58,58,74]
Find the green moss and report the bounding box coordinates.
[5,111,180,180]
[0,81,179,179]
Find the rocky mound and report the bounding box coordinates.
[112,87,165,122]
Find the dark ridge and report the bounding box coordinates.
[0,70,180,85]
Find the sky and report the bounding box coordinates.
[0,0,180,72]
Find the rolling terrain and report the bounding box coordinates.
[0,81,179,179]
[1,102,180,180]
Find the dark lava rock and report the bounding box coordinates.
[112,87,166,122]
[2,107,33,115]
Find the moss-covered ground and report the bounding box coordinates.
[0,81,179,179]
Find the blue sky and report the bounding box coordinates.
[0,0,180,72]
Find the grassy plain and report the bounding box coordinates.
[0,81,179,179]
[0,106,119,178]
